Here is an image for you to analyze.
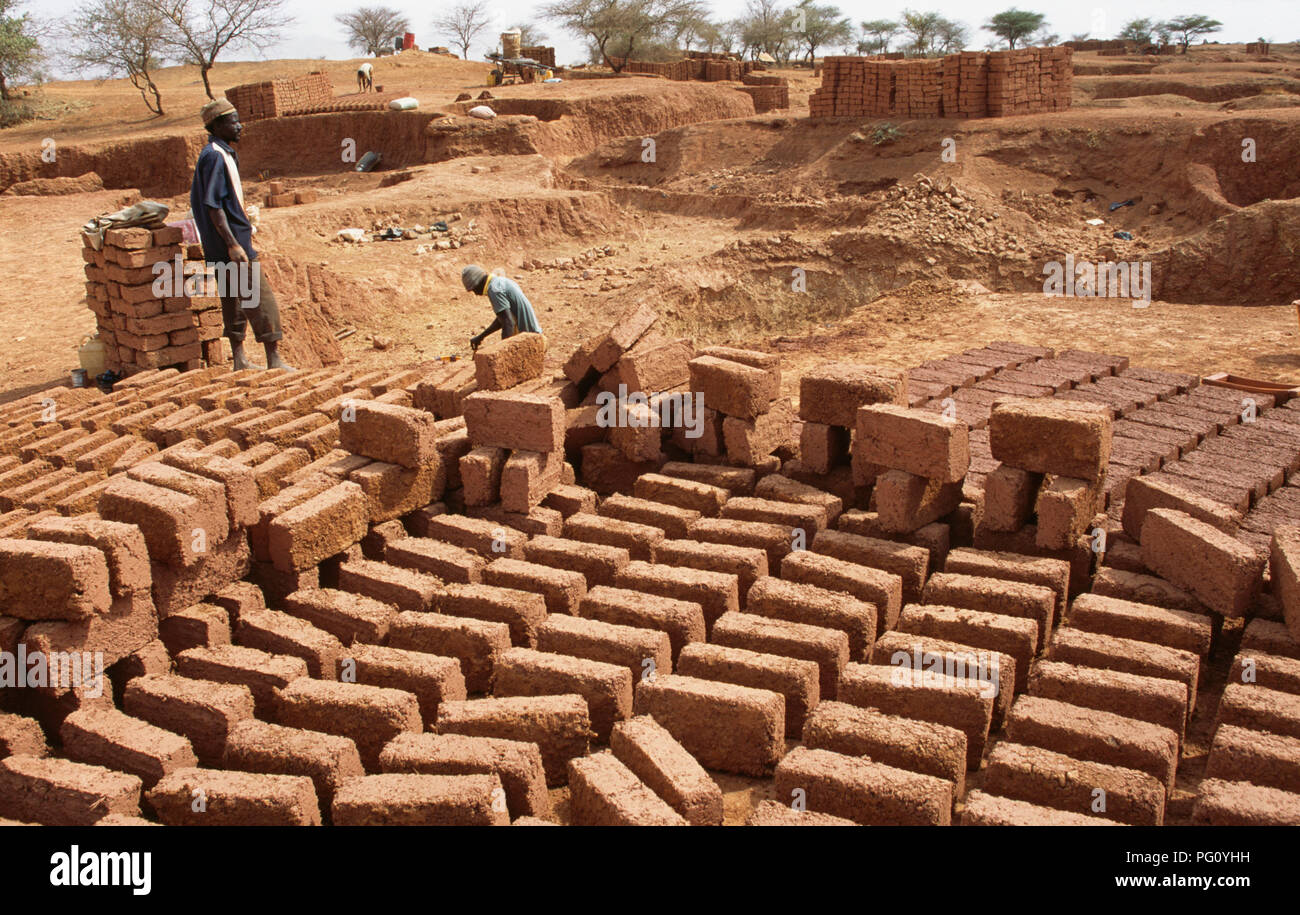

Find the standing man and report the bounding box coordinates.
[462,265,542,351]
[357,61,373,92]
[191,98,290,371]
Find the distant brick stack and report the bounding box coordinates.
[809,48,1071,119]
[738,75,789,112]
[1064,39,1129,52]
[1246,42,1270,55]
[224,71,334,122]
[610,57,744,82]
[82,226,223,375]
[520,46,556,68]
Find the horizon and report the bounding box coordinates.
[26,0,1300,82]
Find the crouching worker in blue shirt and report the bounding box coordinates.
[462,265,542,351]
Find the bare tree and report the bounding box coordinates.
[145,0,293,100]
[509,23,549,46]
[338,5,409,56]
[69,0,170,115]
[434,1,491,60]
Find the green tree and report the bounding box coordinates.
[936,17,969,53]
[0,0,42,101]
[69,0,170,115]
[337,6,409,56]
[792,0,850,62]
[899,9,942,55]
[984,8,1046,49]
[1161,14,1222,51]
[1117,17,1155,46]
[545,0,699,71]
[858,18,897,53]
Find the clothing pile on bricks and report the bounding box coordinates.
[809,47,1072,119]
[1,331,1299,826]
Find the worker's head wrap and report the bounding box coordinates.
[461,264,489,293]
[201,98,236,128]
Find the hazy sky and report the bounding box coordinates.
[33,0,1299,77]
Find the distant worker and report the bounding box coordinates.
[191,98,290,371]
[462,265,542,350]
[357,61,373,92]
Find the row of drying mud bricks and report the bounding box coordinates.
[83,225,224,374]
[225,71,332,122]
[808,48,1071,119]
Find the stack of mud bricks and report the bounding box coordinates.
[520,46,556,68]
[82,225,224,374]
[739,74,789,113]
[702,60,743,81]
[224,71,333,122]
[810,48,1071,119]
[686,347,789,473]
[562,304,695,493]
[456,332,574,519]
[1246,42,1269,55]
[264,180,319,208]
[982,398,1111,564]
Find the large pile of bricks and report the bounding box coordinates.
[809,48,1071,119]
[83,226,224,374]
[738,74,790,112]
[609,57,755,82]
[225,72,334,122]
[2,334,1299,826]
[520,47,556,68]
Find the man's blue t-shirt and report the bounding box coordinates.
[486,276,542,334]
[190,137,256,263]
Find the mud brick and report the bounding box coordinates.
[1068,593,1211,658]
[339,643,464,728]
[1183,450,1284,494]
[1140,508,1264,617]
[459,447,505,506]
[26,515,150,601]
[216,723,361,819]
[1114,420,1192,460]
[172,644,305,718]
[872,471,964,533]
[616,338,694,394]
[745,799,854,825]
[989,399,1111,480]
[677,642,818,737]
[1208,432,1300,473]
[499,449,563,513]
[578,585,705,660]
[59,707,197,789]
[0,713,48,758]
[1146,469,1248,515]
[1123,476,1241,544]
[267,482,368,573]
[563,336,601,384]
[282,587,395,645]
[1271,526,1300,642]
[660,460,755,496]
[775,746,951,826]
[1034,475,1101,550]
[518,535,622,588]
[473,333,546,392]
[923,572,1054,652]
[104,227,153,250]
[285,422,341,463]
[144,767,320,826]
[653,540,766,605]
[749,576,876,662]
[336,557,439,613]
[386,612,510,694]
[439,582,547,648]
[1242,619,1300,662]
[781,550,901,636]
[1190,778,1300,826]
[590,304,659,372]
[248,448,312,499]
[158,601,230,655]
[712,611,848,700]
[754,474,843,526]
[483,557,586,616]
[633,674,783,776]
[250,474,337,561]
[1229,650,1300,697]
[379,734,546,821]
[615,560,739,632]
[46,429,118,468]
[984,741,1162,826]
[415,512,527,560]
[436,694,592,787]
[799,422,850,475]
[238,602,349,677]
[0,755,141,825]
[721,398,793,465]
[333,402,434,469]
[1206,724,1300,795]
[1091,568,1207,619]
[720,495,826,535]
[560,510,659,561]
[855,404,969,482]
[1216,683,1300,740]
[873,629,1014,725]
[123,673,253,766]
[462,391,565,453]
[598,496,694,542]
[943,549,1069,623]
[0,537,111,620]
[538,617,667,691]
[159,450,259,529]
[687,355,778,421]
[566,752,685,826]
[803,701,966,795]
[800,364,907,427]
[384,538,481,584]
[838,663,993,770]
[493,648,632,740]
[351,460,442,524]
[1048,628,1199,718]
[610,714,720,825]
[813,528,927,605]
[272,677,419,772]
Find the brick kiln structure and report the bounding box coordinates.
[809,47,1072,119]
[82,226,225,375]
[1,311,1299,825]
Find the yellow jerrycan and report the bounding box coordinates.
[77,334,108,377]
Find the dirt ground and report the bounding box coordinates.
[2,44,1299,398]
